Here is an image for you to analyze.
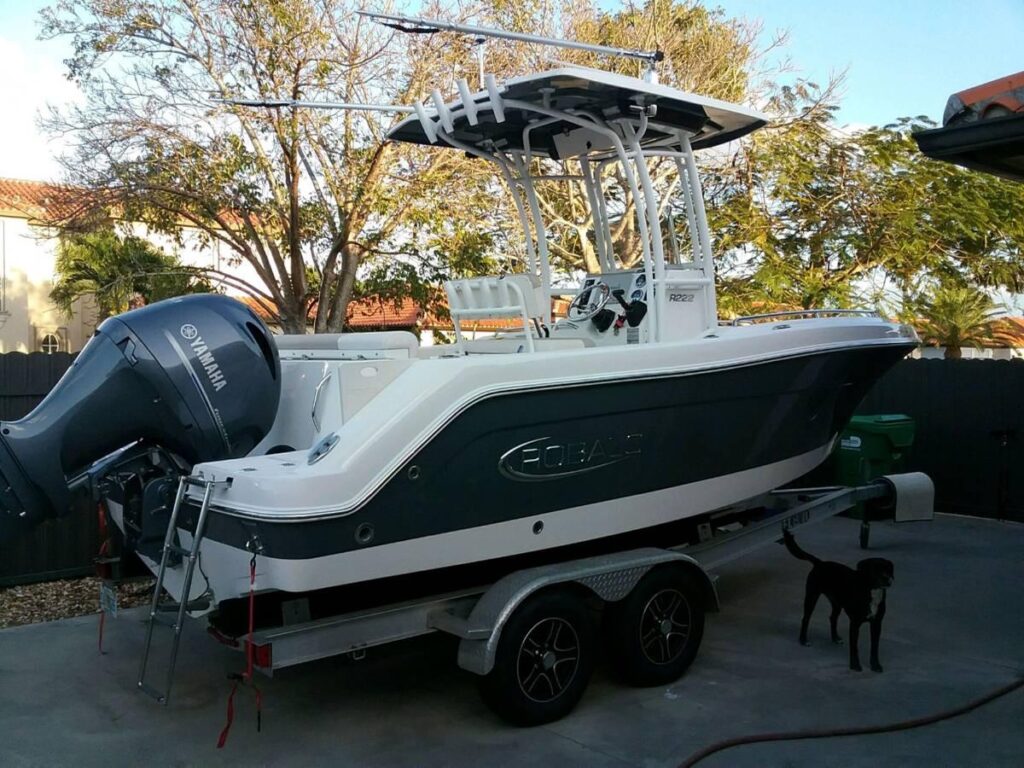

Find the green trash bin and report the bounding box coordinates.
[835,414,916,519]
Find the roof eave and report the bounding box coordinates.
[914,113,1024,182]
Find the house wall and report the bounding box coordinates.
[0,216,98,354]
[0,214,269,354]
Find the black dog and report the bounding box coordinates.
[783,529,894,672]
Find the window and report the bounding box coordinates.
[39,333,61,354]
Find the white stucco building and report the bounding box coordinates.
[0,177,264,354]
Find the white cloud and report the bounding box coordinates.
[0,35,81,181]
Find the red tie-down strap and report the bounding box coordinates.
[217,552,263,749]
[96,503,112,654]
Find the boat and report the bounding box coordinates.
[0,64,917,626]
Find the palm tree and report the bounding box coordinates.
[51,229,209,320]
[916,284,1008,359]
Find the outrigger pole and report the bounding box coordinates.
[357,10,664,83]
[213,98,414,113]
[216,12,665,112]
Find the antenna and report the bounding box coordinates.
[358,10,664,82]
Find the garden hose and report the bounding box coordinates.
[678,676,1024,768]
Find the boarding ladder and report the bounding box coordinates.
[138,475,228,704]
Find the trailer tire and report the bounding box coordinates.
[605,565,705,687]
[478,588,597,726]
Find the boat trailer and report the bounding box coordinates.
[129,472,932,724]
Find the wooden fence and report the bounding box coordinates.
[0,352,1020,586]
[857,357,1023,522]
[0,352,100,587]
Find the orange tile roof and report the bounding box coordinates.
[0,176,250,231]
[347,296,421,328]
[423,297,572,332]
[237,295,422,330]
[236,296,280,321]
[988,317,1024,347]
[0,177,107,224]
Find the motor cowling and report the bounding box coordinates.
[0,294,281,540]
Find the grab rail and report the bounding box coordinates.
[311,372,331,431]
[730,309,881,326]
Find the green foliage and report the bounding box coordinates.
[51,228,211,318]
[710,105,1024,315]
[916,284,1008,360]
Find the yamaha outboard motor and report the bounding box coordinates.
[0,294,280,540]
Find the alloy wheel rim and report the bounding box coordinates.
[516,617,581,703]
[639,588,691,665]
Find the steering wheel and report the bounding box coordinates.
[567,282,612,322]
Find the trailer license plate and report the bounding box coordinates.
[782,509,811,530]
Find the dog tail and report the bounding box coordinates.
[782,528,820,565]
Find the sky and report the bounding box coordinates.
[713,0,1023,127]
[0,1,1022,181]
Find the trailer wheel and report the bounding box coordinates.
[605,566,705,687]
[478,589,597,726]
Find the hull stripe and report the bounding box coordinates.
[194,441,830,599]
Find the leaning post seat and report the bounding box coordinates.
[444,274,546,354]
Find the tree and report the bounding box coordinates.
[51,228,210,319]
[54,0,1000,331]
[709,106,1024,315]
[40,0,797,330]
[916,284,1010,360]
[42,0,504,333]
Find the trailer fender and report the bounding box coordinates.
[455,548,717,676]
[879,472,935,522]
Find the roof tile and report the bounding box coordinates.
[0,177,106,223]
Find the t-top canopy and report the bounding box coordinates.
[387,67,768,158]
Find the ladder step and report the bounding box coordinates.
[166,543,191,558]
[138,681,168,704]
[156,598,211,613]
[151,611,178,628]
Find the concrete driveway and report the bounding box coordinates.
[1,513,1021,767]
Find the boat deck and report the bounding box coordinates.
[1,513,1020,767]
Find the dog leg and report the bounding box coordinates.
[849,619,863,671]
[869,601,886,672]
[800,581,820,646]
[829,600,843,645]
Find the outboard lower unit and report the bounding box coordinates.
[0,294,281,540]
